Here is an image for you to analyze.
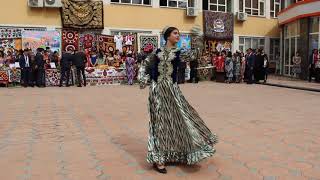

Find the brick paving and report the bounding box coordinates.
[0,82,320,180]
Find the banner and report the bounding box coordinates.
[22,30,61,52]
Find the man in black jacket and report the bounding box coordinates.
[35,48,46,87]
[19,49,33,87]
[73,51,87,87]
[59,50,74,87]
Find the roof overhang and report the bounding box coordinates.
[278,0,320,25]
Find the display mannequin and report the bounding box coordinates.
[114,32,123,52]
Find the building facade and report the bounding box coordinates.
[0,0,281,69]
[278,0,320,79]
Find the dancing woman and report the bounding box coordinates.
[139,27,218,174]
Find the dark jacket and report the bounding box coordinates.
[35,52,45,69]
[147,49,181,83]
[19,55,31,69]
[60,52,74,68]
[247,53,255,68]
[73,52,87,68]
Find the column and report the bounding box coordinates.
[197,0,203,12]
[265,37,270,56]
[153,0,159,8]
[233,34,239,53]
[299,18,310,80]
[266,0,271,19]
[232,0,239,13]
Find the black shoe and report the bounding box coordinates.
[59,85,62,87]
[153,164,167,174]
[77,85,82,87]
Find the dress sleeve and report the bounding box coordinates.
[138,54,152,89]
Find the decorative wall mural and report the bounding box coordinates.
[61,0,104,29]
[22,30,61,52]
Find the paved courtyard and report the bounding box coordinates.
[0,82,320,180]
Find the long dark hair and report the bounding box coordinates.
[163,27,179,43]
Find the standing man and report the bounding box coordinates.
[35,48,46,87]
[188,48,199,83]
[59,50,73,87]
[19,49,33,87]
[73,50,87,87]
[309,49,319,82]
[246,48,255,84]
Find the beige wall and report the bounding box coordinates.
[105,5,203,32]
[0,1,202,32]
[0,0,279,37]
[234,17,280,37]
[0,0,61,26]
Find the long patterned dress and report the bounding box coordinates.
[139,47,218,165]
[125,57,135,85]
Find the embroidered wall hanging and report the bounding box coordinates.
[79,31,97,52]
[97,35,115,54]
[62,30,79,52]
[0,28,22,39]
[137,34,160,53]
[203,11,233,40]
[61,0,104,29]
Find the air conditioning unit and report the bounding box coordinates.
[28,0,44,7]
[237,12,248,21]
[187,7,198,17]
[44,0,62,8]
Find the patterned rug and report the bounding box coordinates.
[62,30,80,52]
[97,35,115,55]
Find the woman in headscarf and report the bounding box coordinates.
[139,27,218,174]
[125,51,136,85]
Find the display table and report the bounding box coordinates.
[197,66,214,81]
[85,67,127,86]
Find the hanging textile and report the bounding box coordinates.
[0,28,22,39]
[97,35,115,55]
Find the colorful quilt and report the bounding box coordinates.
[160,34,191,50]
[0,28,22,39]
[62,30,79,52]
[97,35,115,54]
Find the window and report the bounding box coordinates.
[239,37,265,53]
[283,21,300,76]
[111,0,152,6]
[270,0,281,18]
[209,0,230,12]
[270,38,280,73]
[239,0,265,16]
[309,17,320,55]
[160,0,188,8]
[284,0,302,8]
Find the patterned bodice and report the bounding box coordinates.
[157,48,176,82]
